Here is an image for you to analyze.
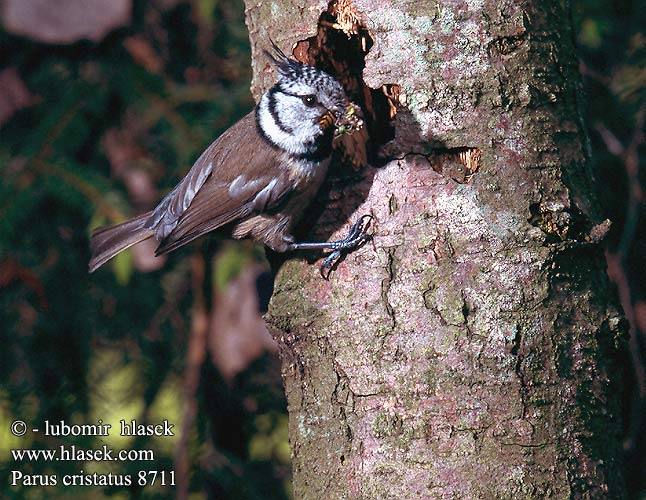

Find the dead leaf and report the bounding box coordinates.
[0,68,36,126]
[102,128,159,207]
[132,238,166,272]
[151,0,182,11]
[1,0,131,44]
[0,258,48,309]
[209,266,276,382]
[634,301,646,335]
[123,36,164,74]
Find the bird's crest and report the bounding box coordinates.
[264,40,307,78]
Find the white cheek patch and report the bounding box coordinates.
[258,92,321,155]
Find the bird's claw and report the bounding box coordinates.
[320,250,342,280]
[320,214,373,280]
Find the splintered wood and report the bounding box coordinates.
[327,0,362,36]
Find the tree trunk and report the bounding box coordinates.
[244,0,626,498]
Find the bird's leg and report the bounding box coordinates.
[288,215,373,279]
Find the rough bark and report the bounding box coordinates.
[244,0,626,498]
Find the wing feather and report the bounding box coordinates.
[153,112,295,254]
[156,172,294,254]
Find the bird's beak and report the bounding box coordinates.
[319,110,335,130]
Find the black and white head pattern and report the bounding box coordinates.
[257,45,349,158]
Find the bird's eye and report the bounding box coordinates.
[302,95,317,107]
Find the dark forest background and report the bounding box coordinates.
[0,0,644,498]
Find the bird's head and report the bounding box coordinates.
[257,43,361,158]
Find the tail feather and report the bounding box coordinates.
[89,212,155,272]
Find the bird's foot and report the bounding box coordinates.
[320,214,373,280]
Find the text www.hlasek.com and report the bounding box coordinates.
[10,419,176,488]
[12,445,154,462]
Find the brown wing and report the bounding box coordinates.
[154,112,294,255]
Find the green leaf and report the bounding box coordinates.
[112,248,134,285]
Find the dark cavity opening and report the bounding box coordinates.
[290,0,398,165]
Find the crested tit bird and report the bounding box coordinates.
[89,43,369,279]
